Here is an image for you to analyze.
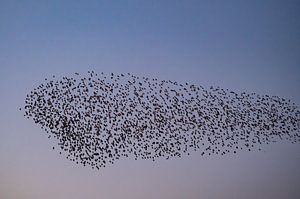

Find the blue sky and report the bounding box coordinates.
[0,1,299,199]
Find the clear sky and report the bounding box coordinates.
[0,0,299,199]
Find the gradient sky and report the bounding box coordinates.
[0,1,300,199]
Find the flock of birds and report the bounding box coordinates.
[22,71,300,169]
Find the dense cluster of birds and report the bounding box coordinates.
[22,71,300,169]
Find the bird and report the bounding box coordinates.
[22,71,300,169]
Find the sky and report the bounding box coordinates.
[0,0,300,198]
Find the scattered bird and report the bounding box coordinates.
[22,71,300,169]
